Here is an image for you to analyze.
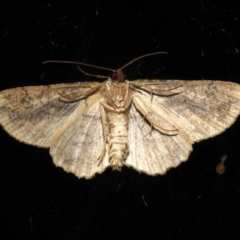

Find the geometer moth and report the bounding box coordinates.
[1,52,240,178]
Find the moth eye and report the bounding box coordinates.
[111,72,118,80]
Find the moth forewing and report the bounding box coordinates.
[0,82,103,148]
[150,80,240,141]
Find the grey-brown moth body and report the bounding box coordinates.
[1,52,240,179]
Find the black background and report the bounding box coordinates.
[2,1,240,239]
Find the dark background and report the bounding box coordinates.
[2,0,240,239]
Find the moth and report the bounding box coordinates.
[1,52,240,179]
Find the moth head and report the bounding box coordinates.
[111,69,125,82]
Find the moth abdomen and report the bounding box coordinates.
[109,142,129,170]
[107,112,129,169]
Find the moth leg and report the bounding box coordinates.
[130,83,183,96]
[97,104,109,164]
[133,97,178,135]
[59,85,102,103]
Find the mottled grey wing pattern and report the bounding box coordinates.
[1,77,240,178]
[0,82,101,147]
[126,80,240,175]
[132,80,240,141]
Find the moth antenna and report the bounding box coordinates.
[43,60,115,72]
[77,65,108,79]
[119,51,168,70]
[43,52,167,81]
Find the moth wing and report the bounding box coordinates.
[131,80,240,141]
[126,80,240,175]
[0,82,101,147]
[50,93,109,179]
[126,99,192,175]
